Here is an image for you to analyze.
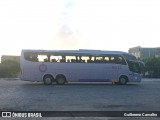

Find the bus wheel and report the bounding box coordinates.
[56,75,66,85]
[43,75,53,85]
[119,76,128,85]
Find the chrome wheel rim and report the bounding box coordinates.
[120,78,126,84]
[45,78,52,84]
[58,78,65,84]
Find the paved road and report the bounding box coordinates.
[0,78,160,111]
[0,78,160,119]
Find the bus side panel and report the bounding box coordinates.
[21,61,44,81]
[104,64,120,82]
[117,65,130,81]
[51,63,107,82]
[77,63,112,82]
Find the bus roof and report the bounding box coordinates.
[21,49,131,56]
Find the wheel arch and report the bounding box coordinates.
[56,74,66,80]
[43,74,54,81]
[119,75,129,82]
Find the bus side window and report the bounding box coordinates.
[112,56,126,65]
[109,56,115,63]
[31,55,38,62]
[82,60,85,63]
[60,59,66,62]
[71,59,76,63]
[24,52,38,62]
[119,56,127,65]
[94,59,99,63]
[114,57,121,64]
[51,59,57,62]
[67,59,70,62]
[60,56,66,62]
[87,60,93,63]
[94,57,101,63]
[24,54,30,61]
[37,55,48,62]
[109,56,121,64]
[32,57,38,62]
[44,59,48,62]
[66,56,76,63]
[87,56,93,63]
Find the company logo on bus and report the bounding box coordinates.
[39,63,47,72]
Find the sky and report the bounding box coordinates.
[0,0,160,57]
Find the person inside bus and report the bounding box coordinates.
[87,56,93,63]
[60,56,66,62]
[51,59,57,62]
[78,56,85,63]
[71,59,76,63]
[32,55,38,62]
[67,59,70,62]
[44,58,48,62]
[75,56,78,62]
[94,57,100,63]
[79,56,82,63]
[114,56,122,64]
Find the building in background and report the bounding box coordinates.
[155,47,160,58]
[129,46,160,60]
[1,55,20,63]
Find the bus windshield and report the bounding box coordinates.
[127,60,141,73]
[138,61,145,74]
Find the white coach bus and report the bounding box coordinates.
[20,49,143,85]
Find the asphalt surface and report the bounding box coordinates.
[0,78,160,120]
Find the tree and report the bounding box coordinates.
[142,57,160,78]
[143,57,160,66]
[0,60,20,78]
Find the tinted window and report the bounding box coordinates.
[128,61,141,73]
[24,52,38,62]
[123,54,137,61]
[24,52,126,65]
[108,55,126,65]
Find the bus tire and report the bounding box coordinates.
[119,76,128,85]
[56,75,66,85]
[43,75,53,85]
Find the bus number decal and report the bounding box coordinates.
[39,63,47,72]
[112,66,122,70]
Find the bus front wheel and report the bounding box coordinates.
[56,75,66,85]
[119,76,128,85]
[43,75,53,85]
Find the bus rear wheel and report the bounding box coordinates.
[119,76,128,85]
[43,75,53,85]
[56,75,66,85]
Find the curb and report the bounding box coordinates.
[0,78,20,80]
